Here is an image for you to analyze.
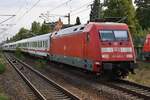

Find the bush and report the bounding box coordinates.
[0,64,5,74]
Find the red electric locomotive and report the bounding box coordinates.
[2,22,136,78]
[143,34,150,60]
[49,22,136,78]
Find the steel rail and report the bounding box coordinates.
[6,54,80,100]
[101,80,150,100]
[5,54,46,100]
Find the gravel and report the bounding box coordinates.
[0,54,37,100]
[21,54,134,100]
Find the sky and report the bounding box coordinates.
[0,0,94,42]
[0,0,135,43]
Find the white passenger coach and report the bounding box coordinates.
[2,33,51,57]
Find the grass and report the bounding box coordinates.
[0,52,9,100]
[0,64,5,74]
[0,89,8,100]
[0,94,9,100]
[0,53,6,74]
[127,62,150,86]
[35,59,46,69]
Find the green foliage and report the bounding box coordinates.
[90,0,104,21]
[17,28,29,40]
[135,0,150,30]
[35,59,46,69]
[134,28,150,46]
[31,21,41,34]
[9,27,30,42]
[104,0,139,36]
[0,94,8,100]
[39,21,51,35]
[7,21,52,42]
[128,62,150,86]
[0,63,5,74]
[75,17,81,25]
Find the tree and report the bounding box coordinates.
[31,21,41,34]
[6,38,9,43]
[17,28,29,40]
[135,0,150,30]
[39,21,51,35]
[75,17,81,25]
[9,27,29,42]
[90,0,104,21]
[104,0,139,36]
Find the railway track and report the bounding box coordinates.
[5,53,80,100]
[101,79,150,100]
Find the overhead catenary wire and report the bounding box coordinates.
[1,0,93,42]
[16,0,41,22]
[47,0,72,13]
[0,15,16,25]
[0,0,41,42]
[71,7,91,16]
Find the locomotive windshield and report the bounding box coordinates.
[100,30,128,41]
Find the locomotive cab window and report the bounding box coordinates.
[114,31,128,41]
[99,30,128,41]
[100,31,115,41]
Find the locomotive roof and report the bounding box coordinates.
[89,22,127,26]
[55,24,86,36]
[54,22,127,36]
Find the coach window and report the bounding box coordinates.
[42,41,44,48]
[39,41,40,47]
[39,41,41,47]
[37,41,39,47]
[38,41,39,47]
[28,42,29,47]
[34,42,36,47]
[40,41,42,48]
[45,40,48,48]
[36,42,37,48]
[32,42,34,47]
[33,42,34,47]
[33,42,35,48]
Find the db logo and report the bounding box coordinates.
[113,47,120,52]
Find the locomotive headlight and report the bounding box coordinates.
[101,48,113,52]
[102,54,109,58]
[121,47,132,52]
[126,54,133,58]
